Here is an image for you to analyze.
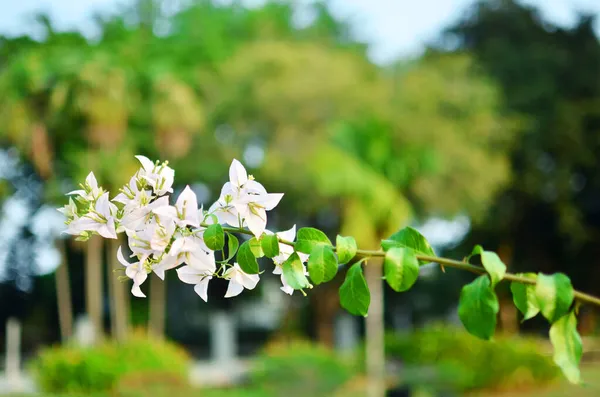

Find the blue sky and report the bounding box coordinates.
[0,0,599,63]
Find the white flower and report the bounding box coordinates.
[152,254,178,280]
[136,155,174,196]
[210,159,283,237]
[57,197,78,220]
[113,174,151,208]
[67,172,102,201]
[208,185,240,227]
[176,250,217,302]
[268,225,309,295]
[66,192,118,239]
[168,229,210,259]
[120,196,168,234]
[224,263,260,298]
[153,185,200,228]
[149,217,176,252]
[117,246,149,298]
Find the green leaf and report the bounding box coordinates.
[249,237,264,258]
[237,240,259,274]
[510,273,539,321]
[203,224,225,251]
[458,275,499,340]
[295,227,332,254]
[307,244,338,285]
[339,262,370,317]
[384,247,419,292]
[261,234,280,258]
[224,233,239,262]
[472,245,506,287]
[381,226,434,264]
[535,273,574,323]
[282,252,310,290]
[336,235,357,264]
[550,311,582,384]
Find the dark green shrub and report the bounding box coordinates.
[31,332,190,394]
[249,339,357,397]
[385,324,559,392]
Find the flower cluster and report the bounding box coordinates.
[60,156,309,300]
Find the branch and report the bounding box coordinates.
[219,225,600,308]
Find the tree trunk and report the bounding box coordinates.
[107,238,130,341]
[85,235,104,343]
[313,282,340,348]
[148,273,166,339]
[55,239,73,342]
[499,297,518,334]
[365,258,385,397]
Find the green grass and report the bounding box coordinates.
[10,363,600,397]
[471,362,600,397]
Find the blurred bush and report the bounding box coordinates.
[385,325,559,393]
[249,339,357,397]
[31,333,189,394]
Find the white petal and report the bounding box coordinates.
[176,265,204,284]
[66,217,98,234]
[153,205,178,220]
[85,172,98,190]
[125,265,140,279]
[244,209,267,238]
[135,155,155,172]
[133,269,148,286]
[95,193,111,216]
[277,225,296,242]
[131,282,146,298]
[244,180,267,195]
[280,285,294,295]
[224,280,245,298]
[153,255,177,280]
[117,246,130,268]
[189,250,216,273]
[240,272,259,290]
[257,193,284,211]
[176,186,199,226]
[113,193,130,204]
[97,218,117,239]
[229,159,248,187]
[220,182,236,198]
[194,277,212,302]
[66,189,86,196]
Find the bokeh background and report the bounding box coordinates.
[1,0,600,396]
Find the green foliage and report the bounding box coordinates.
[261,234,279,258]
[458,275,499,340]
[250,340,356,397]
[385,325,559,392]
[339,261,370,316]
[335,235,357,264]
[381,226,435,264]
[282,252,310,290]
[236,240,259,274]
[307,244,338,285]
[204,224,225,251]
[550,311,582,385]
[511,273,540,321]
[295,227,332,254]
[472,245,506,287]
[249,237,264,258]
[31,334,189,393]
[224,233,239,261]
[383,247,419,292]
[535,273,574,323]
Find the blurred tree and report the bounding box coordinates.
[446,0,600,331]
